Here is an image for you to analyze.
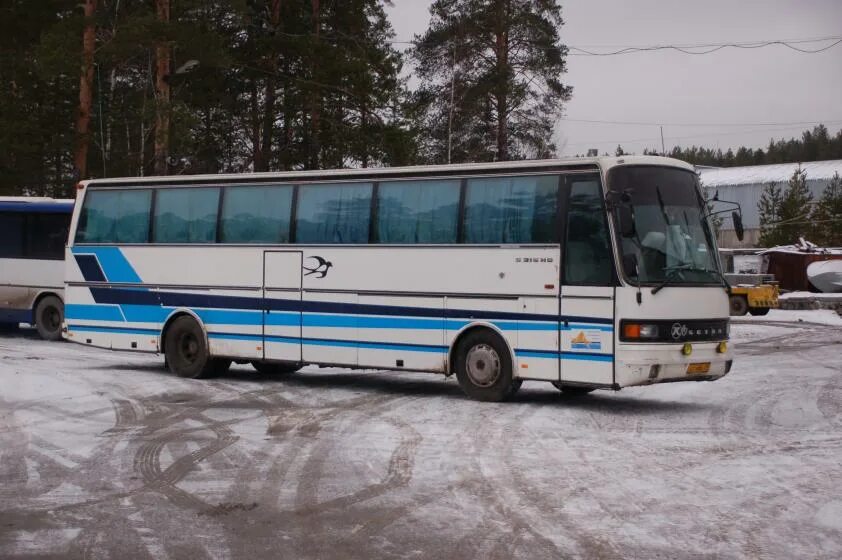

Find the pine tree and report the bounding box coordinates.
[758,181,784,247]
[412,0,571,163]
[777,166,814,243]
[810,172,842,246]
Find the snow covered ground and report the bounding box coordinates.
[1,311,841,559]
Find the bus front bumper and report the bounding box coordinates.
[615,342,733,387]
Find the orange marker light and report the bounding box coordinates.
[623,323,641,339]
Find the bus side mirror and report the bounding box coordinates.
[617,206,636,238]
[732,211,744,242]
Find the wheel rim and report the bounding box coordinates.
[43,307,61,332]
[465,344,501,387]
[178,332,200,364]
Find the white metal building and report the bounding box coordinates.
[699,159,842,248]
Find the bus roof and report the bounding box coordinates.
[80,155,695,188]
[0,197,74,213]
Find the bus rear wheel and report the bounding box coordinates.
[251,361,302,375]
[454,330,516,402]
[35,296,64,341]
[164,316,222,379]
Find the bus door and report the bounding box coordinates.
[263,251,303,362]
[559,174,615,387]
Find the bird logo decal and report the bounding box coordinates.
[303,256,333,278]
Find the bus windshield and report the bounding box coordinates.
[609,166,720,285]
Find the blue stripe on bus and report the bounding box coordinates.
[0,202,73,213]
[71,247,142,284]
[516,349,614,362]
[67,324,158,336]
[65,304,124,322]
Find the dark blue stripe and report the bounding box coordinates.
[74,255,107,282]
[0,202,73,213]
[0,308,32,324]
[88,286,612,325]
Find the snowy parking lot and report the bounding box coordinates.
[1,310,841,559]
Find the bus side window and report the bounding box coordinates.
[153,187,220,244]
[376,179,459,244]
[0,212,25,258]
[26,213,69,260]
[76,190,152,244]
[563,178,613,285]
[220,185,293,243]
[295,183,372,244]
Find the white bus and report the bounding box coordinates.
[0,197,74,340]
[63,156,734,401]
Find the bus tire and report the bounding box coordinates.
[164,315,216,379]
[454,330,515,402]
[729,295,748,316]
[251,361,302,375]
[34,296,64,341]
[748,306,770,316]
[552,381,595,396]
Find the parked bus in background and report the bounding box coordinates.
[0,197,73,340]
[63,156,734,401]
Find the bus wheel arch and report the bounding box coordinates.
[32,292,64,341]
[448,324,518,402]
[160,311,230,378]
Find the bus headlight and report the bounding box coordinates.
[681,343,693,356]
[717,341,727,354]
[622,323,659,340]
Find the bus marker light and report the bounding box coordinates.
[682,343,693,356]
[624,324,641,339]
[545,284,554,290]
[521,363,528,369]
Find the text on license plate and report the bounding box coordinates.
[686,362,711,374]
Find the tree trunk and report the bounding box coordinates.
[74,0,97,182]
[256,0,282,172]
[153,0,171,176]
[309,0,321,169]
[494,0,510,161]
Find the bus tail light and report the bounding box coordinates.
[622,323,659,340]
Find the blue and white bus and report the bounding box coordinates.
[0,197,74,340]
[63,156,733,401]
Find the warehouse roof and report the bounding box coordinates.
[699,159,842,188]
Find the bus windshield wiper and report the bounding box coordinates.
[651,264,723,295]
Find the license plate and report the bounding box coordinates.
[687,362,711,374]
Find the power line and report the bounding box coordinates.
[568,37,842,56]
[560,118,842,128]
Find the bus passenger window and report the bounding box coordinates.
[153,187,220,244]
[377,180,459,243]
[463,175,558,244]
[26,213,70,259]
[564,180,613,285]
[76,190,152,244]
[295,183,372,244]
[0,213,25,258]
[221,186,292,243]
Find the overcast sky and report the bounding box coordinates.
[385,0,842,157]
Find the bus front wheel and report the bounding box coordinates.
[454,330,516,402]
[35,296,64,341]
[164,316,222,379]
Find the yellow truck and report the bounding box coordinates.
[728,283,780,316]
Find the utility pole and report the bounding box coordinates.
[660,125,666,156]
